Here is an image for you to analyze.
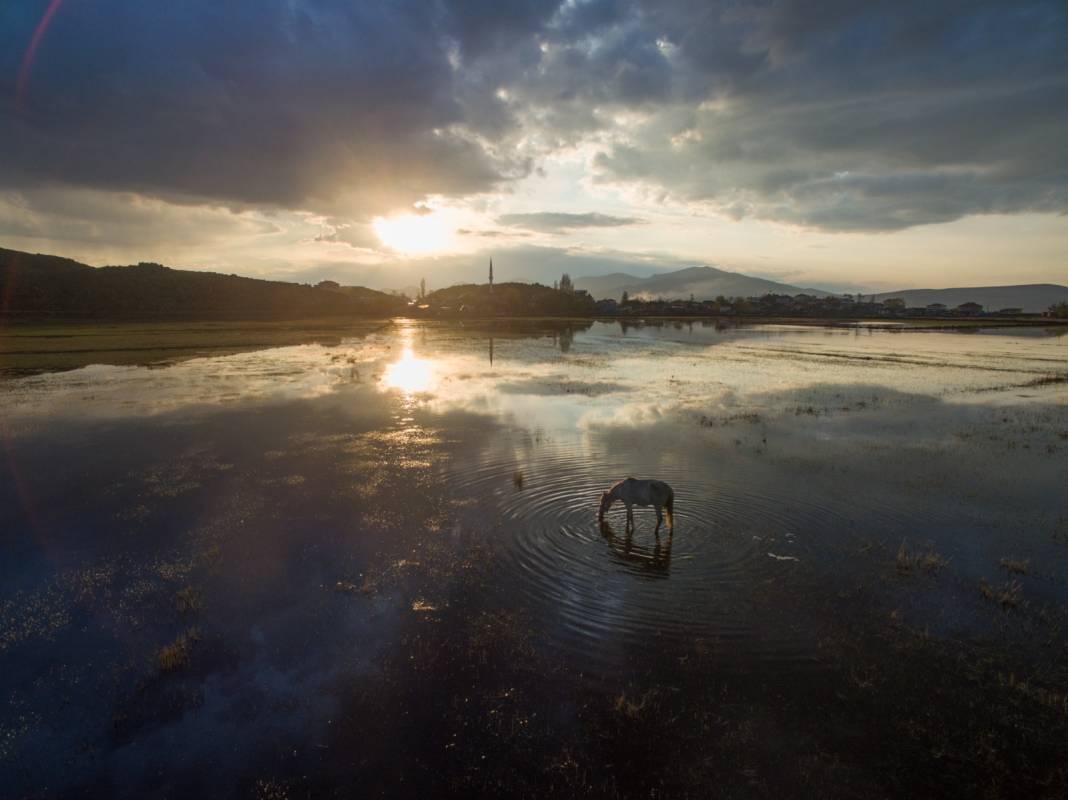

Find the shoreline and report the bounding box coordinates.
[2,313,1065,329]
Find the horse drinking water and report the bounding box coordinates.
[598,478,674,534]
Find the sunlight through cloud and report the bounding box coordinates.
[373,213,453,254]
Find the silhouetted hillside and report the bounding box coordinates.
[0,248,405,319]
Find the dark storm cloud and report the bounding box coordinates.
[579,0,1068,230]
[0,1,560,215]
[1,0,1066,231]
[497,212,642,232]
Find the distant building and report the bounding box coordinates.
[997,307,1023,316]
[925,302,948,316]
[957,302,983,316]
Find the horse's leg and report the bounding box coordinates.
[654,506,663,536]
[625,503,634,529]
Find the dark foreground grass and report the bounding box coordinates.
[0,318,388,376]
[280,553,1068,800]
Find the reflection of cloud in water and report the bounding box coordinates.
[0,342,381,423]
[2,321,1065,440]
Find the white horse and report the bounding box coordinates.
[597,477,674,534]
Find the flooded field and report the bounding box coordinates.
[2,319,1067,798]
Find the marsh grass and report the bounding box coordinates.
[999,673,1068,716]
[895,540,948,575]
[196,543,222,569]
[157,627,201,672]
[613,689,659,719]
[0,319,383,377]
[980,579,1022,610]
[174,587,203,615]
[999,557,1030,575]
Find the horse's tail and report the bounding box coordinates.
[665,487,674,528]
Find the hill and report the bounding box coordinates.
[421,282,595,316]
[873,284,1068,313]
[0,247,406,320]
[574,266,831,301]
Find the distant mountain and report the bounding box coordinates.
[574,265,831,301]
[571,272,645,299]
[873,285,1068,313]
[0,247,405,319]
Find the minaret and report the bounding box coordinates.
[489,258,494,293]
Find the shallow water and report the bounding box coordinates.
[2,319,1067,796]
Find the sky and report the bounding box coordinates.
[1,0,1066,293]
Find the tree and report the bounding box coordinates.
[621,290,629,305]
[1048,301,1068,319]
[553,280,558,291]
[559,273,574,294]
[419,278,426,299]
[689,293,695,303]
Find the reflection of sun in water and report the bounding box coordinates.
[373,213,452,254]
[383,347,434,394]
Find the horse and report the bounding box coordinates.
[597,477,674,534]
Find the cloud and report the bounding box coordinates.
[0,1,544,217]
[0,187,282,253]
[580,0,1068,231]
[496,211,643,232]
[1,0,1066,259]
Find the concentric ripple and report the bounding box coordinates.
[446,443,865,677]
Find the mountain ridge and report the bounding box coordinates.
[574,265,831,301]
[574,265,1068,312]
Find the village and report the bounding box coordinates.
[401,265,1061,320]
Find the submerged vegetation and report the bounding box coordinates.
[156,627,201,673]
[895,540,949,575]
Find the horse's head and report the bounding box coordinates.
[597,490,613,520]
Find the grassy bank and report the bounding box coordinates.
[0,318,389,377]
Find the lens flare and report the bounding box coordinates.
[16,0,66,113]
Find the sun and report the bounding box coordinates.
[373,213,453,254]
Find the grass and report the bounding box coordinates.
[999,672,1068,716]
[0,319,386,376]
[999,557,1030,575]
[157,627,201,672]
[895,540,948,575]
[613,689,659,719]
[979,579,1022,609]
[174,587,203,615]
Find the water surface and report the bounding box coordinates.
[2,320,1067,797]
